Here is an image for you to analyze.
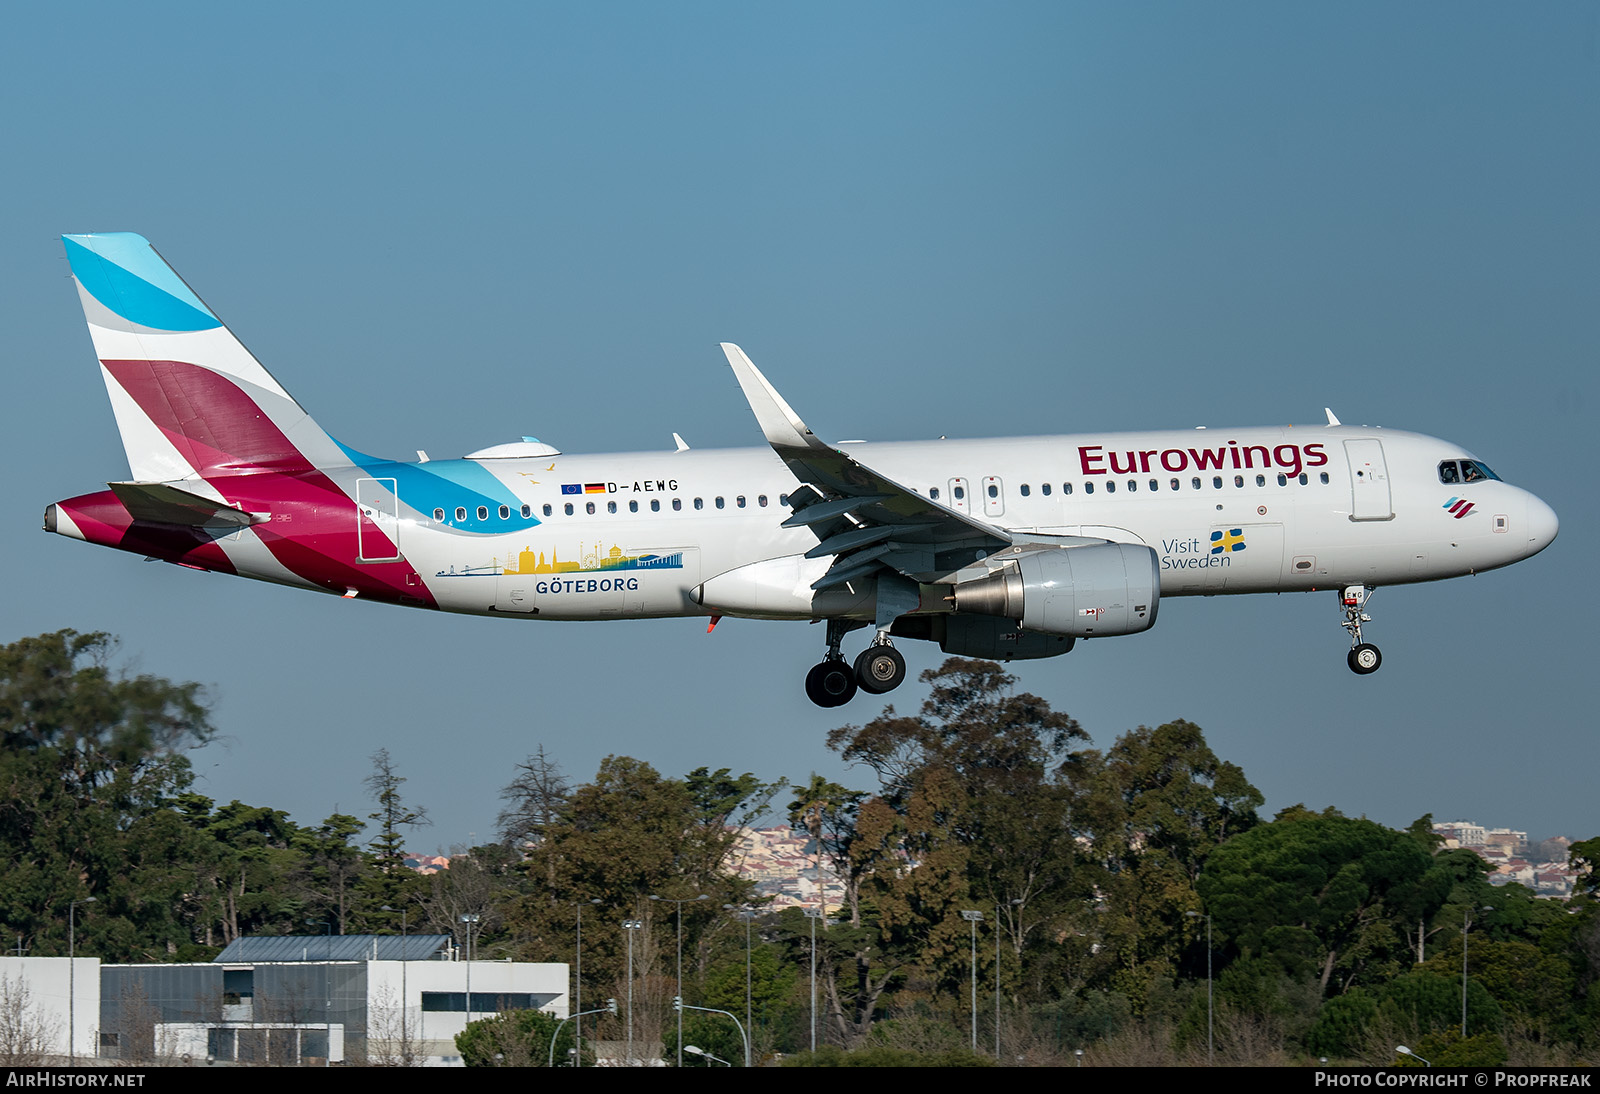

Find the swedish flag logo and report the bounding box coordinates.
[1209,528,1247,555]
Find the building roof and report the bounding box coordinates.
[214,934,452,963]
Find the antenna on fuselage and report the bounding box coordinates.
[1324,408,1341,427]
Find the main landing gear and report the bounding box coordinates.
[804,621,908,707]
[1340,585,1382,675]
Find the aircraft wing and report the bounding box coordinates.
[721,343,1012,590]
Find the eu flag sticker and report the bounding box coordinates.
[561,484,582,495]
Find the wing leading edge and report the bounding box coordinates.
[720,343,1012,590]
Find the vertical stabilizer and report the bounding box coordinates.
[63,233,347,481]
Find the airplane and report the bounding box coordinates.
[45,232,1559,707]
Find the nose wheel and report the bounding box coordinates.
[1340,586,1382,675]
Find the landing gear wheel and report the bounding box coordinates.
[805,660,858,707]
[854,645,906,694]
[1347,643,1382,675]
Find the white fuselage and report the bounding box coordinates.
[356,424,1554,623]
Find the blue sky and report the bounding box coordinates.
[3,3,1594,849]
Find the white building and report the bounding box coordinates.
[95,935,566,1066]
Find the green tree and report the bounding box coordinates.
[1199,813,1448,998]
[457,1008,577,1066]
[0,630,213,960]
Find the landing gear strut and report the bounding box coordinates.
[804,619,863,708]
[1340,585,1382,675]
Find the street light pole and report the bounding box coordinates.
[960,911,983,1052]
[622,919,642,1065]
[802,907,824,1052]
[650,893,708,1067]
[69,897,95,1064]
[1187,910,1212,1065]
[571,898,599,1066]
[724,905,754,1050]
[1463,905,1492,1037]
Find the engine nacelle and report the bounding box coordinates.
[953,543,1160,637]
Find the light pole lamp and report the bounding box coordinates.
[69,897,96,1064]
[649,893,708,1067]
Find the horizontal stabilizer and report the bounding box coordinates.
[108,481,264,530]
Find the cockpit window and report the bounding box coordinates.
[1439,459,1501,485]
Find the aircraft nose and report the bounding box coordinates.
[1524,493,1558,557]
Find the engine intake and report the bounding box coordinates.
[953,543,1160,637]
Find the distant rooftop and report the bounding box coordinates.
[214,934,452,963]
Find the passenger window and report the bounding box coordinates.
[456,507,467,521]
[1149,479,1158,492]
[521,504,531,518]
[477,506,488,520]
[1320,472,1329,484]
[930,488,940,500]
[1170,478,1179,491]
[542,504,552,517]
[586,502,596,515]
[1085,482,1095,494]
[1191,478,1201,490]
[433,508,444,522]
[1019,484,1030,497]
[1298,473,1308,485]
[564,503,573,516]
[779,494,789,507]
[1063,483,1073,495]
[629,500,639,513]
[1234,475,1244,488]
[607,501,617,514]
[1255,475,1265,487]
[1212,477,1222,489]
[1128,480,1137,492]
[1106,481,1115,493]
[715,497,725,509]
[759,495,768,507]
[499,504,510,519]
[651,499,661,512]
[694,498,704,510]
[736,496,746,508]
[673,499,682,511]
[1041,483,1051,496]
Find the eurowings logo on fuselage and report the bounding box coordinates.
[1444,497,1476,519]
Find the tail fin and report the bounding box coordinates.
[63,232,348,481]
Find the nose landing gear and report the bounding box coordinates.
[1340,585,1382,675]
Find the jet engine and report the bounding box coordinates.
[951,543,1160,637]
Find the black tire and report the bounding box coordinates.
[805,660,858,707]
[1347,643,1382,675]
[854,645,907,694]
